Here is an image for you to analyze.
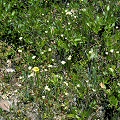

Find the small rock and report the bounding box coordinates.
[0,100,12,112]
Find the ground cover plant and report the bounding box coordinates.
[0,0,120,119]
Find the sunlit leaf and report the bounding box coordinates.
[99,82,106,89]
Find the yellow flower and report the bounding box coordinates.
[32,67,39,72]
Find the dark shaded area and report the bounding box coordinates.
[1,28,26,50]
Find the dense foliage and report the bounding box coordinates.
[0,0,120,119]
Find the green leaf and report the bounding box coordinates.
[117,107,120,112]
[109,96,118,107]
[67,114,80,119]
[67,114,75,118]
[107,5,110,11]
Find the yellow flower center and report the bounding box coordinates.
[32,67,39,72]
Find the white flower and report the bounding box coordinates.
[117,83,120,86]
[61,34,64,37]
[28,72,35,78]
[16,83,22,87]
[48,48,52,51]
[19,76,23,80]
[105,52,108,55]
[19,37,23,40]
[92,89,96,92]
[65,9,72,15]
[67,55,72,60]
[44,69,48,72]
[89,49,93,54]
[42,96,45,99]
[55,75,59,78]
[7,60,12,67]
[52,59,54,61]
[28,66,32,70]
[74,16,77,19]
[48,64,53,68]
[67,3,69,6]
[32,56,36,59]
[18,49,22,53]
[116,51,119,54]
[68,22,71,25]
[65,92,69,96]
[45,31,48,33]
[61,103,65,107]
[88,49,96,59]
[103,11,105,15]
[41,52,44,54]
[86,80,89,83]
[109,68,114,72]
[66,11,72,15]
[6,68,15,73]
[77,84,80,87]
[90,53,96,59]
[61,61,66,65]
[110,49,114,53]
[88,84,92,87]
[45,85,50,91]
[63,82,68,86]
[65,9,68,13]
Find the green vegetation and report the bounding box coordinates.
[0,0,120,119]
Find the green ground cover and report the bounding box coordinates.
[0,0,120,119]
